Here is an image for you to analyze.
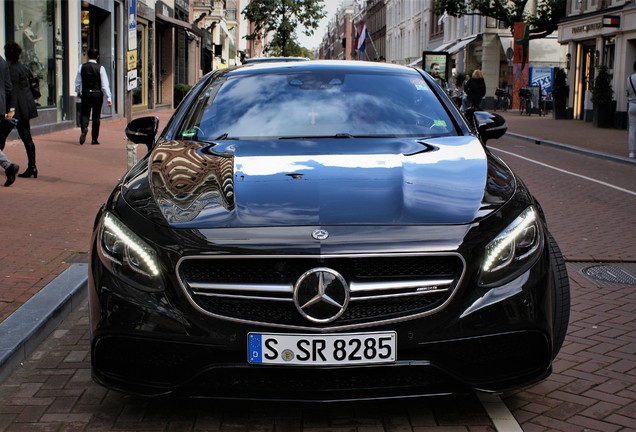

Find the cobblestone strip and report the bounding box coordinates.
[504,267,636,431]
[0,300,497,431]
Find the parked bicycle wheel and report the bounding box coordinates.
[518,88,532,116]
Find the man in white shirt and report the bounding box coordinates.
[74,48,112,145]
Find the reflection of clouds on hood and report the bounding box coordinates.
[235,138,484,176]
[236,154,403,176]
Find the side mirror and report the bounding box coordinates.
[125,116,159,150]
[474,111,507,144]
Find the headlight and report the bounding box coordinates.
[479,206,544,287]
[97,212,163,291]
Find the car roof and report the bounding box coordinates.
[242,57,309,64]
[233,60,421,75]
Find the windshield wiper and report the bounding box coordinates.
[279,133,364,140]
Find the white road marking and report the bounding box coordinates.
[491,147,636,197]
[477,392,523,432]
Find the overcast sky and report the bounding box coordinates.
[296,0,344,49]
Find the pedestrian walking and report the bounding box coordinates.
[75,48,112,145]
[461,72,471,112]
[0,42,38,179]
[465,69,486,110]
[626,61,636,159]
[0,53,19,187]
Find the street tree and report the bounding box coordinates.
[242,0,326,56]
[268,35,314,58]
[433,0,567,40]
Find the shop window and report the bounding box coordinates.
[5,0,61,108]
[603,37,615,74]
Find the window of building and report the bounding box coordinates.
[430,11,444,39]
[4,0,65,109]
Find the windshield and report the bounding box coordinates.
[176,69,457,140]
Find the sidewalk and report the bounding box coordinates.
[498,110,634,163]
[0,108,175,324]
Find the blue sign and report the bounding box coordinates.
[129,0,137,30]
[530,67,554,101]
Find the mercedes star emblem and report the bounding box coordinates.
[293,267,349,323]
[311,229,329,240]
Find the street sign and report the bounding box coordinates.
[127,50,137,71]
[128,0,137,50]
[127,69,138,91]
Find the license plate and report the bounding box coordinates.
[248,331,396,365]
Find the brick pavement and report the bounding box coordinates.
[0,109,635,431]
[0,108,174,323]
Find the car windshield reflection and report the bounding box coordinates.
[176,70,457,141]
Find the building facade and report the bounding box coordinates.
[558,0,634,127]
[320,0,567,109]
[0,0,236,136]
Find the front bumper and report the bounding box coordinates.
[89,251,555,400]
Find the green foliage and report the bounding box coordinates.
[433,0,566,39]
[268,37,314,58]
[175,83,193,93]
[591,65,613,106]
[242,0,326,56]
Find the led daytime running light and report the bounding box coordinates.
[482,207,537,272]
[103,213,160,277]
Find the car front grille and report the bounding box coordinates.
[177,254,465,330]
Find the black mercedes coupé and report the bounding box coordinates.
[88,60,570,400]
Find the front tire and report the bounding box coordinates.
[548,233,570,357]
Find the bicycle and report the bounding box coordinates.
[494,88,511,111]
[518,88,533,116]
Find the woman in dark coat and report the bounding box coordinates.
[465,69,486,110]
[3,42,38,178]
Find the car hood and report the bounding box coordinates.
[121,136,514,228]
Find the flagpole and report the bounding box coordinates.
[366,31,378,60]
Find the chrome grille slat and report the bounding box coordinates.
[192,292,294,302]
[349,279,454,292]
[353,289,449,301]
[177,253,465,330]
[189,282,294,293]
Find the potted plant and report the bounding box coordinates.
[591,65,614,128]
[174,83,193,108]
[552,68,569,120]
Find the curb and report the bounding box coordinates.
[0,263,88,384]
[506,132,636,165]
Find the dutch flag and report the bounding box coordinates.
[357,21,367,53]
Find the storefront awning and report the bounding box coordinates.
[219,20,235,44]
[191,24,213,49]
[434,40,456,53]
[156,13,192,31]
[448,36,479,55]
[190,24,207,39]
